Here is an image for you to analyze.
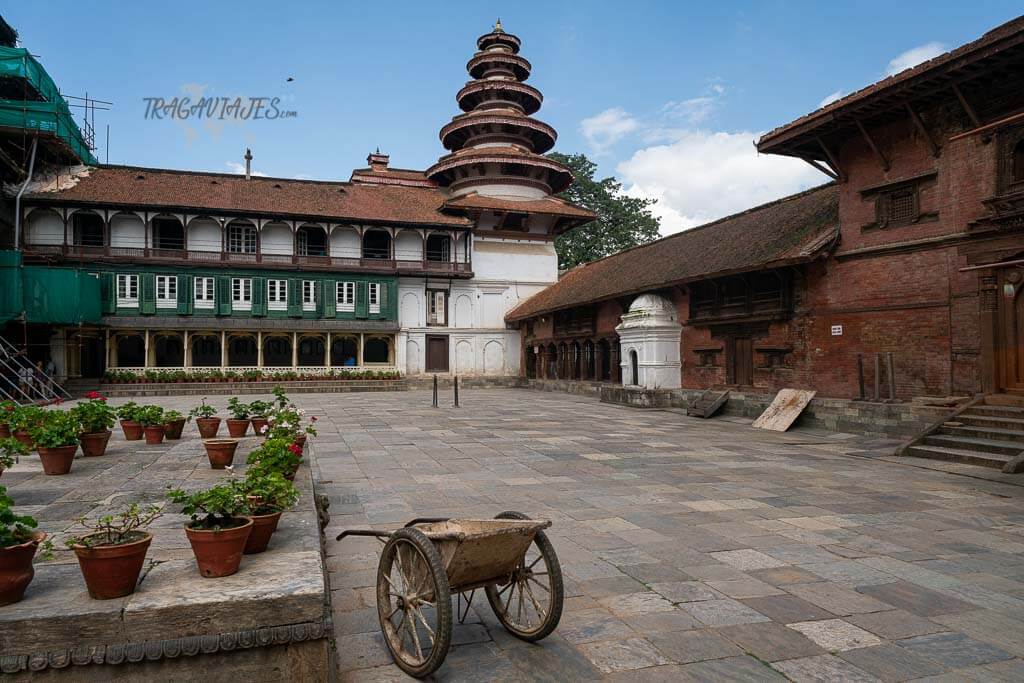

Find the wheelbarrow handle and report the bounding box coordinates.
[335,529,393,541]
[404,517,450,527]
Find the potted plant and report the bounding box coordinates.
[10,405,44,449]
[29,410,79,475]
[225,398,251,438]
[163,410,186,440]
[189,399,220,439]
[0,401,15,439]
[247,437,303,481]
[138,406,167,445]
[116,402,144,441]
[65,502,162,599]
[0,437,27,478]
[0,486,50,605]
[203,437,239,469]
[71,391,116,457]
[240,472,299,554]
[167,483,252,577]
[248,400,272,435]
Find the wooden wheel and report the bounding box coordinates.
[376,527,452,678]
[484,511,564,642]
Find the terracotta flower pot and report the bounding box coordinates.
[294,434,307,449]
[79,430,112,457]
[283,467,297,482]
[0,424,10,439]
[143,425,166,445]
[72,531,152,599]
[37,445,77,475]
[0,532,46,606]
[120,420,143,441]
[226,418,250,438]
[184,518,253,577]
[196,417,221,439]
[250,417,268,435]
[243,511,283,554]
[13,430,34,450]
[164,418,186,440]
[203,439,239,469]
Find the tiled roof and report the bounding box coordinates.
[25,165,472,227]
[758,16,1024,151]
[506,183,839,321]
[349,167,437,187]
[443,193,595,220]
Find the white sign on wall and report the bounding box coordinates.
[831,325,843,336]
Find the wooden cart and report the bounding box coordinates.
[336,511,564,677]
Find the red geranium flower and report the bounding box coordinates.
[288,443,303,456]
[85,390,102,400]
[310,416,318,422]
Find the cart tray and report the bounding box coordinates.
[414,519,550,590]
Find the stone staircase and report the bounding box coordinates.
[905,396,1024,471]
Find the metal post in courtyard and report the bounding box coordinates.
[453,375,459,408]
[886,352,896,401]
[873,353,881,402]
[856,354,866,400]
[432,374,438,407]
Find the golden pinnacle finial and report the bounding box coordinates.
[494,18,503,32]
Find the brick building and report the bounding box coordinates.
[508,16,1024,401]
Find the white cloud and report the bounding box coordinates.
[661,97,716,125]
[224,161,268,176]
[580,107,639,154]
[819,90,846,108]
[886,42,947,76]
[617,130,828,235]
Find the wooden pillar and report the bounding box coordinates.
[220,331,227,368]
[979,272,998,394]
[105,329,112,368]
[257,331,263,368]
[359,332,365,367]
[184,330,190,367]
[291,331,298,368]
[595,341,604,382]
[143,330,150,368]
[326,332,332,368]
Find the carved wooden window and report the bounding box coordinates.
[876,188,919,228]
[997,126,1024,195]
[1013,140,1024,185]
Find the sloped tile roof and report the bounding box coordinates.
[25,165,472,227]
[506,183,839,321]
[443,193,595,219]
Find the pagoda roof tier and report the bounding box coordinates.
[444,192,594,222]
[477,30,521,53]
[457,80,543,115]
[426,146,572,193]
[467,52,532,80]
[440,111,556,153]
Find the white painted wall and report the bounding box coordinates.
[330,228,360,258]
[472,238,557,283]
[109,214,145,248]
[394,230,422,261]
[25,210,64,245]
[261,222,292,255]
[188,219,221,252]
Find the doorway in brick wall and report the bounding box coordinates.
[727,337,753,386]
[997,266,1024,393]
[426,335,449,373]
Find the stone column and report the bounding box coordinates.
[292,331,298,368]
[359,332,365,367]
[257,331,264,368]
[220,331,227,368]
[326,332,332,368]
[144,330,150,368]
[184,330,190,367]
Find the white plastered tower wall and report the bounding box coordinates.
[615,294,682,389]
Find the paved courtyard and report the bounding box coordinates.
[299,388,1024,682]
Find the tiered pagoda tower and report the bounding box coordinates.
[427,21,572,199]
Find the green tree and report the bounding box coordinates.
[549,152,661,270]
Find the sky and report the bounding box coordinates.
[8,1,1023,235]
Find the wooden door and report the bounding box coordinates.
[425,335,449,373]
[728,337,753,386]
[997,268,1024,393]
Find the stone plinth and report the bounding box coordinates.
[600,385,675,408]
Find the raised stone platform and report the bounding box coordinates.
[0,417,330,680]
[84,379,406,398]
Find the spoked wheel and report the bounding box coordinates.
[484,511,564,642]
[376,527,452,678]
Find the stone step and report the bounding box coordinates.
[904,444,1013,469]
[983,393,1024,407]
[967,404,1024,418]
[940,424,1024,443]
[924,433,1024,456]
[957,413,1024,431]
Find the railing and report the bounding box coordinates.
[0,337,72,405]
[25,245,473,275]
[113,365,398,377]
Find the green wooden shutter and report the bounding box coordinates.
[177,275,193,315]
[139,273,156,314]
[315,281,324,316]
[287,278,301,317]
[217,276,232,315]
[355,281,368,319]
[100,273,116,314]
[322,280,336,318]
[251,277,266,316]
[377,282,388,318]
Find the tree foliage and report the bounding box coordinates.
[549,152,661,271]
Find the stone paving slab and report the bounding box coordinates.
[281,387,1024,680]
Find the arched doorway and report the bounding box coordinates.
[153,216,185,251]
[72,211,105,247]
[297,224,327,256]
[362,230,391,260]
[262,336,292,367]
[598,339,611,381]
[298,336,325,366]
[191,335,221,367]
[425,233,451,262]
[115,334,144,367]
[228,335,258,366]
[525,347,537,379]
[331,337,359,367]
[364,337,391,364]
[154,334,184,367]
[629,350,639,386]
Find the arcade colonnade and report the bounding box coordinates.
[524,335,622,383]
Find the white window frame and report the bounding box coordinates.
[427,289,446,326]
[116,274,139,307]
[268,279,288,311]
[302,280,316,311]
[336,281,355,313]
[232,277,252,311]
[369,283,381,314]
[226,223,257,254]
[194,276,215,309]
[156,275,177,309]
